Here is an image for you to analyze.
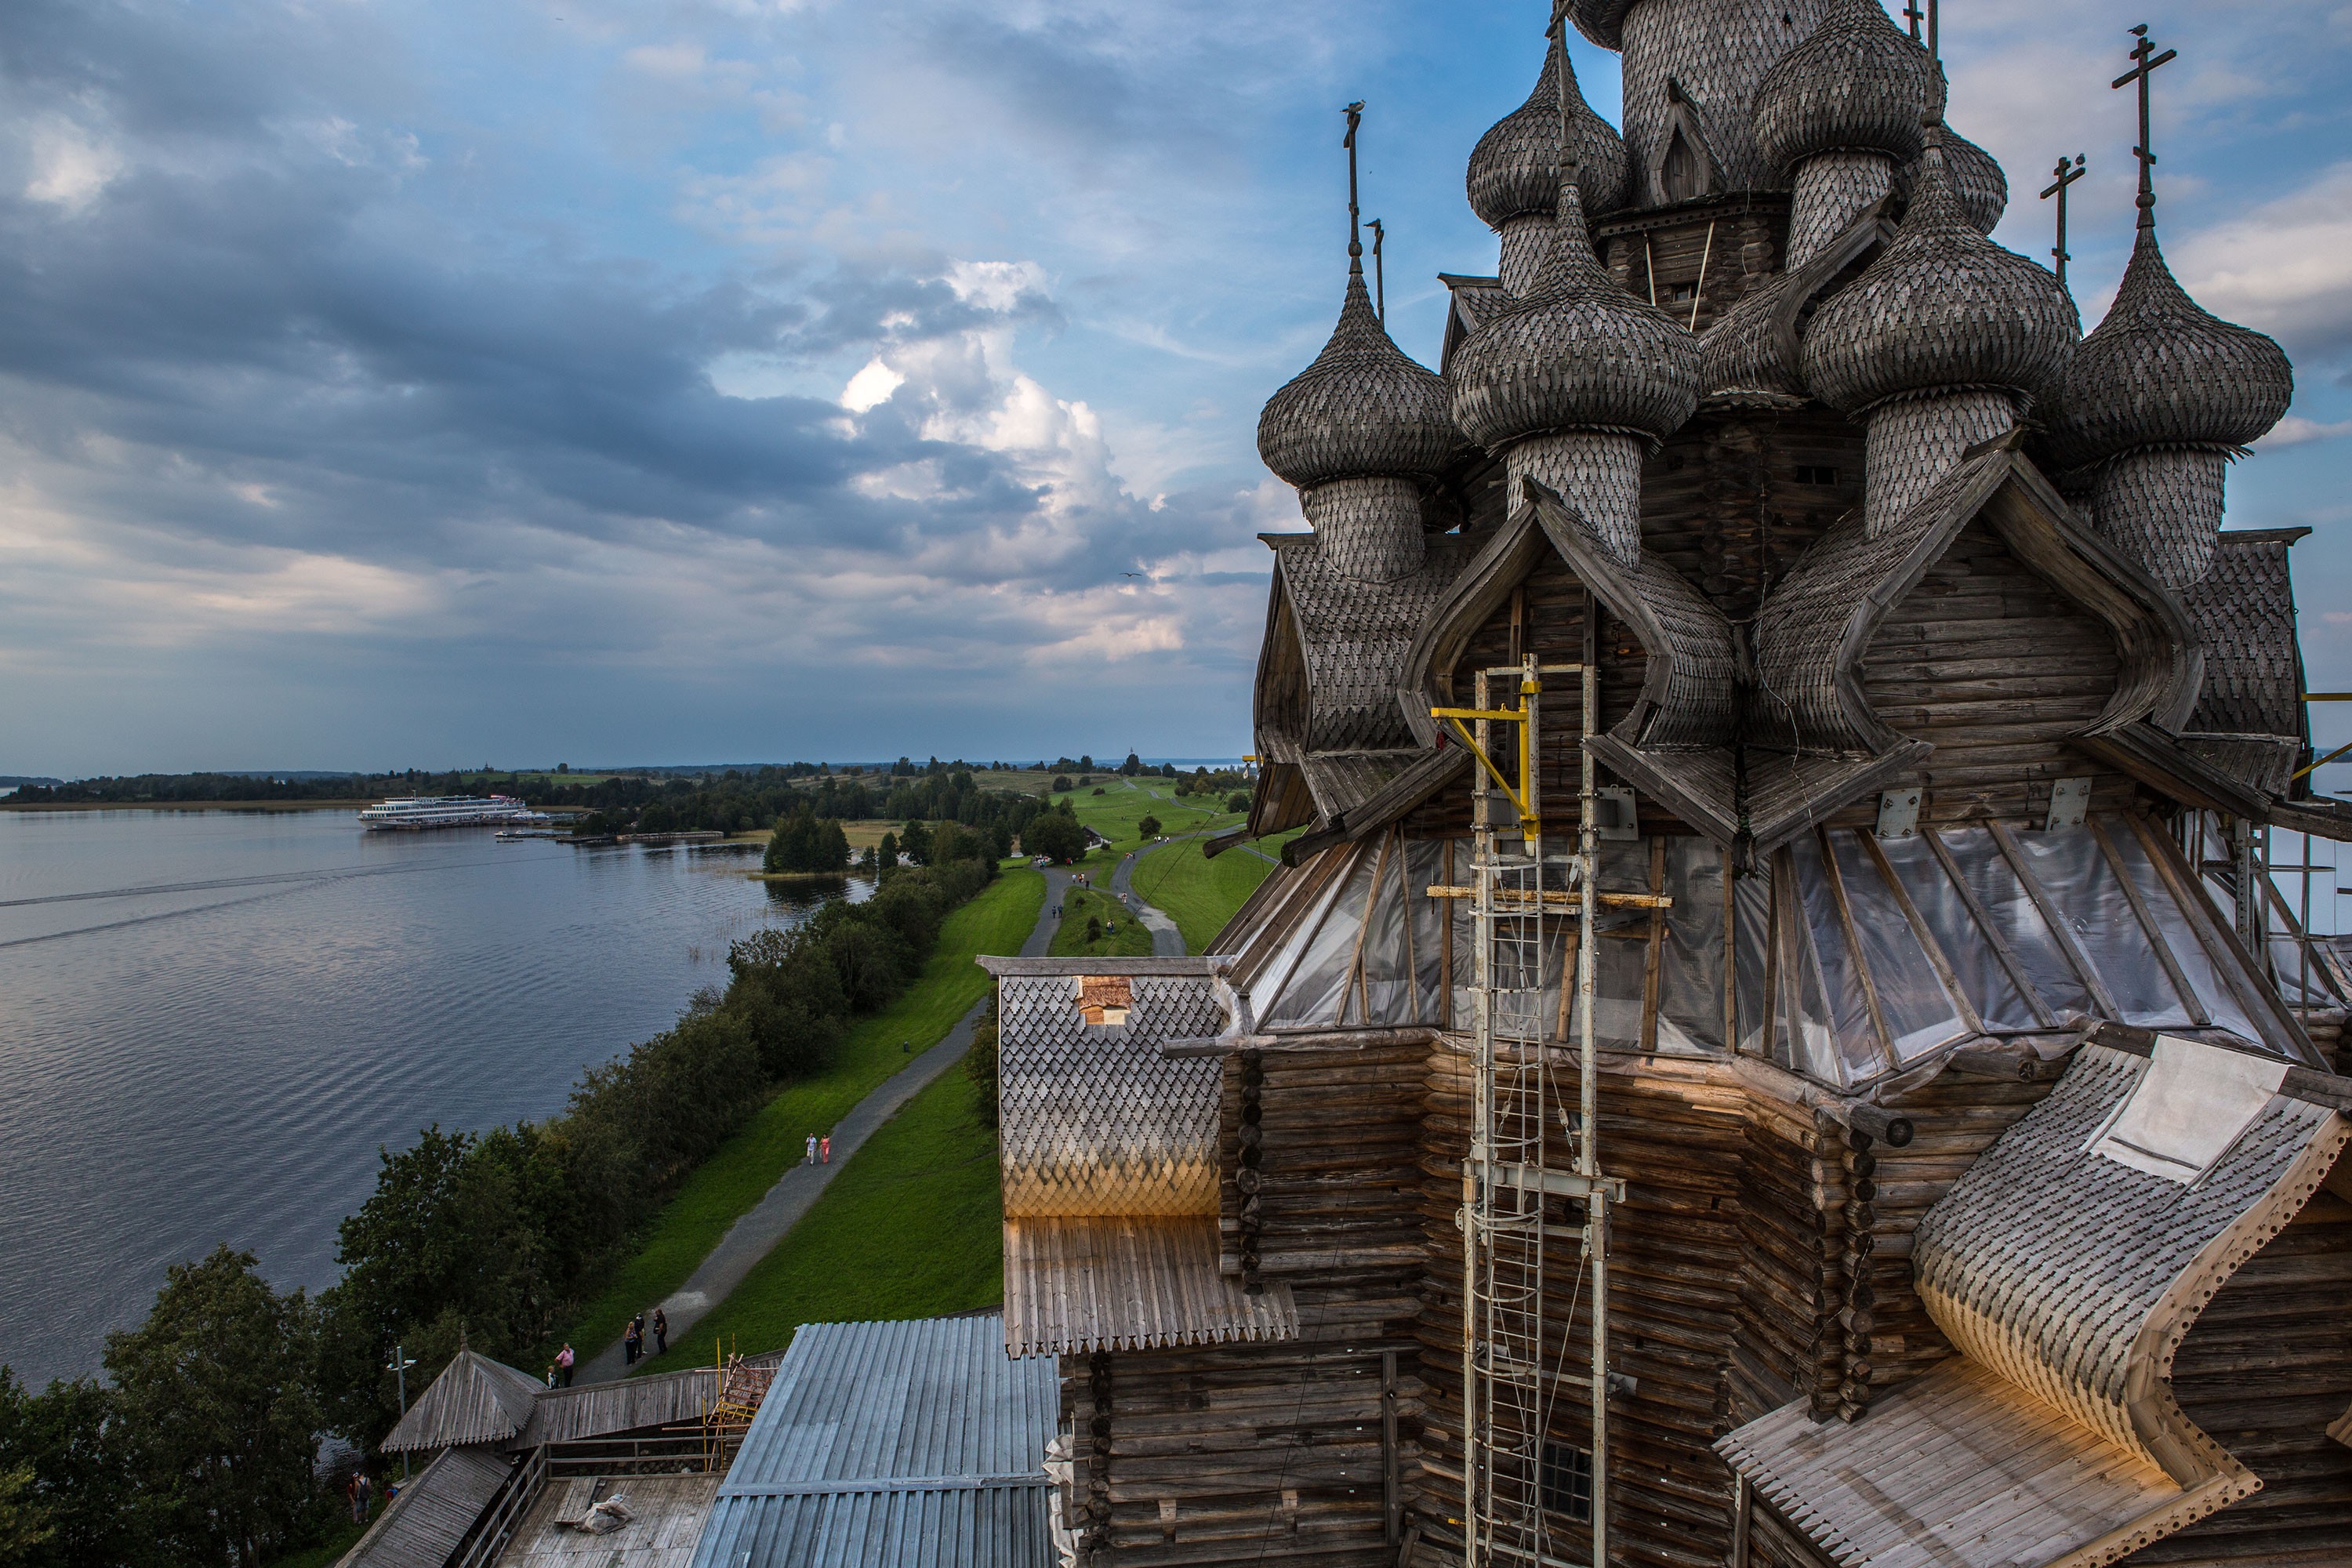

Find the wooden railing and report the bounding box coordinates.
[448,1445,547,1568]
[546,1433,723,1477]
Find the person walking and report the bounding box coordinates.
[805,1133,817,1166]
[653,1307,669,1357]
[346,1469,370,1525]
[819,1134,831,1164]
[623,1318,641,1367]
[556,1341,575,1387]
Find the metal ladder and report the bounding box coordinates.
[1436,656,1621,1568]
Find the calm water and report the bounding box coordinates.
[0,809,851,1388]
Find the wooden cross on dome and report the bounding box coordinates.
[1368,217,1387,323]
[1343,100,1366,273]
[2041,154,2086,289]
[2112,23,2177,228]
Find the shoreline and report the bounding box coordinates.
[0,799,379,812]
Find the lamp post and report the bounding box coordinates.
[387,1345,418,1483]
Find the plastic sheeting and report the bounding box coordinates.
[1244,813,2300,1091]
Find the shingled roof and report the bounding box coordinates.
[2176,528,2309,768]
[379,1349,547,1454]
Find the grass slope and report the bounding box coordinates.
[1049,885,1156,958]
[1127,835,1287,953]
[561,866,1043,1359]
[633,1061,1002,1367]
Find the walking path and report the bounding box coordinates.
[1110,841,1186,956]
[579,869,1065,1383]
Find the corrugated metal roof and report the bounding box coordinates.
[336,1445,512,1568]
[689,1316,1058,1568]
[380,1349,547,1454]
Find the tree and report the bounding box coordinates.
[1024,811,1087,864]
[0,1462,53,1567]
[1120,753,1142,776]
[105,1248,322,1568]
[1226,792,1251,813]
[875,830,898,872]
[1051,775,1073,793]
[964,1000,1001,1127]
[0,1370,153,1568]
[898,819,934,866]
[1136,815,1161,839]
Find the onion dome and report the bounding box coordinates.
[1450,180,1700,449]
[1801,126,2078,415]
[1258,271,1459,488]
[1468,36,1630,225]
[1753,0,1936,177]
[2041,225,2293,470]
[1895,125,2008,234]
[1566,0,1635,49]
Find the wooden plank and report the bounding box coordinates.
[1918,826,2059,1028]
[1642,835,1668,1054]
[1855,829,1984,1036]
[1986,818,2119,1018]
[1814,826,1899,1072]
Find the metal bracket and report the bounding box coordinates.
[1595,786,1639,841]
[1875,788,1921,840]
[1472,1160,1628,1203]
[2046,777,2091,832]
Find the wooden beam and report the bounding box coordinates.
[1920,826,2058,1028]
[1815,826,1900,1072]
[2086,815,2211,1027]
[1641,835,1667,1054]
[1856,829,1985,1036]
[1986,818,2120,1019]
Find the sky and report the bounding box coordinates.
[3,0,2350,779]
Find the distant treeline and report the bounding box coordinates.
[0,853,997,1567]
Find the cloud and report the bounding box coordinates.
[2176,162,2352,359]
[2257,415,2352,448]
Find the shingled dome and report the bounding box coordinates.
[1257,272,1459,489]
[1468,35,1630,226]
[2042,224,2294,470]
[1802,127,2077,414]
[1450,180,1700,450]
[1896,124,2008,234]
[1752,0,1935,176]
[1566,0,1636,49]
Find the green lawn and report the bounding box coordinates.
[1126,832,1292,953]
[631,1059,1004,1367]
[1048,885,1157,957]
[561,867,1044,1360]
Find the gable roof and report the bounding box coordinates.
[379,1348,548,1454]
[336,1445,513,1568]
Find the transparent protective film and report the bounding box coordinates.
[1254,840,1375,1027]
[1657,839,1730,1053]
[2002,828,2190,1026]
[1871,831,2039,1032]
[1732,868,1773,1058]
[1784,834,1897,1081]
[1922,827,2093,1018]
[1823,831,1969,1063]
[2100,823,2270,1044]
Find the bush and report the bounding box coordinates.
[1137,815,1161,838]
[1051,775,1073,793]
[1226,792,1250,813]
[764,808,849,874]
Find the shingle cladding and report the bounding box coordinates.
[379,1348,548,1454]
[2180,530,2307,741]
[689,1316,1058,1568]
[338,1446,512,1568]
[1271,532,1469,757]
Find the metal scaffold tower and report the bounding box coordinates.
[1434,655,1625,1568]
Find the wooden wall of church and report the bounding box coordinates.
[1640,407,1861,622]
[1854,517,2140,829]
[2124,1178,2352,1565]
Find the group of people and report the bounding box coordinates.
[622,1306,668,1367]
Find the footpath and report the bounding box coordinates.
[578,866,1069,1383]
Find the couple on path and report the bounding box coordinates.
[622,1307,670,1366]
[803,1131,832,1165]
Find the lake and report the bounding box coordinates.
[0,808,851,1388]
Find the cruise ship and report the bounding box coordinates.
[357,794,550,831]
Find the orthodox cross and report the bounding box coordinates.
[1903,0,1938,60]
[2040,154,2086,289]
[1368,217,1388,322]
[2111,23,2176,228]
[1343,100,1366,273]
[1544,0,1582,198]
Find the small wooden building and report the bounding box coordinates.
[986,5,2352,1566]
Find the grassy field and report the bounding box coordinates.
[631,1060,1003,1368]
[1127,833,1294,953]
[561,866,1043,1360]
[1048,885,1157,958]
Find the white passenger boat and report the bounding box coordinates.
[358,795,550,831]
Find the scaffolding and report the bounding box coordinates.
[1436,655,1624,1568]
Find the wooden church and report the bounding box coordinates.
[985,4,2352,1566]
